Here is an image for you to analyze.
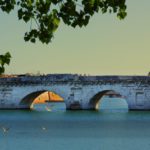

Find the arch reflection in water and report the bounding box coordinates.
[20,91,66,111]
[100,97,128,112]
[90,90,128,111]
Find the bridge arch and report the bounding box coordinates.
[89,90,128,110]
[19,90,65,109]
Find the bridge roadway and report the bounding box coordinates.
[0,74,150,110]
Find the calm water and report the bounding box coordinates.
[0,100,150,150]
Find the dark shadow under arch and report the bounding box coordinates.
[89,90,128,110]
[19,90,64,109]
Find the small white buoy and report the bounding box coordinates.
[1,126,9,133]
[42,127,46,131]
[45,106,51,112]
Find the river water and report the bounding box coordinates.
[0,99,150,150]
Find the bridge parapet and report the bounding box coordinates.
[0,74,150,86]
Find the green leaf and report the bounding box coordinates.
[0,52,11,75]
[0,67,5,74]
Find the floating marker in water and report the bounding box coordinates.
[0,126,10,134]
[45,106,51,112]
[42,127,46,131]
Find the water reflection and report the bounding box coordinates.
[99,97,128,112]
[33,102,66,112]
[1,100,150,150]
[33,97,129,112]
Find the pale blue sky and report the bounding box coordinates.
[0,0,150,75]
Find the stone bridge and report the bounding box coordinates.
[0,74,150,110]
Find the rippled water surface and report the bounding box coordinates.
[0,101,150,150]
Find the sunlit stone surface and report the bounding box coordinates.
[0,74,150,110]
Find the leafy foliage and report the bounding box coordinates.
[0,0,16,13]
[0,52,11,75]
[0,0,127,44]
[0,0,127,74]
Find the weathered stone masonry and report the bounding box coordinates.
[0,74,150,110]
